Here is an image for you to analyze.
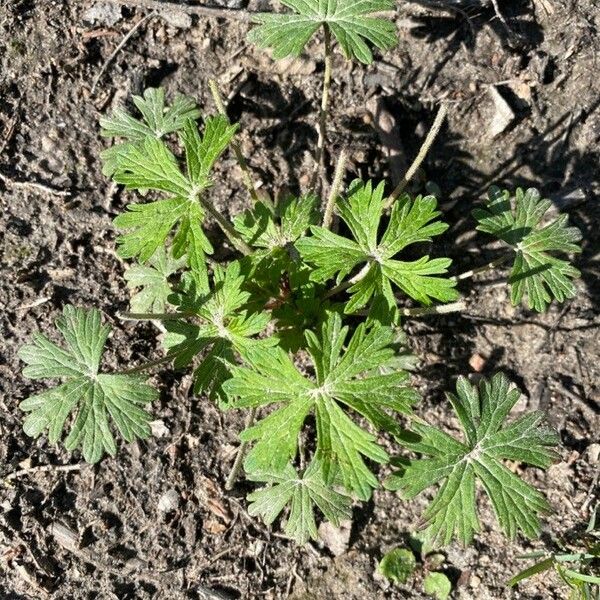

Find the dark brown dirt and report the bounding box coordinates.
[0,1,598,599]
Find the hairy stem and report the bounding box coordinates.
[198,197,252,255]
[225,407,256,490]
[310,26,333,191]
[452,255,510,281]
[384,103,448,210]
[354,299,466,318]
[323,263,371,299]
[208,79,260,203]
[400,300,466,316]
[322,148,347,229]
[119,311,195,321]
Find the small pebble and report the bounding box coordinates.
[586,443,600,465]
[469,353,486,373]
[82,2,122,26]
[158,488,180,512]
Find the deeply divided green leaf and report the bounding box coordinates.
[18,306,157,463]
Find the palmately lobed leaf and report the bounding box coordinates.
[162,262,273,406]
[296,179,458,315]
[473,186,582,312]
[224,311,419,501]
[100,88,200,176]
[102,94,238,280]
[124,247,187,313]
[248,0,398,64]
[18,306,158,463]
[246,460,352,544]
[386,373,559,546]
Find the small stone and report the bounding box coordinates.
[318,520,352,556]
[83,2,122,26]
[159,8,192,29]
[157,488,180,512]
[150,420,170,438]
[470,574,481,589]
[468,353,486,373]
[488,86,515,137]
[586,443,600,465]
[247,540,265,557]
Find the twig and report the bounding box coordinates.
[322,148,347,229]
[452,254,510,281]
[490,0,518,41]
[0,110,19,155]
[310,26,333,191]
[208,79,260,203]
[0,171,70,197]
[105,0,253,21]
[91,12,156,95]
[225,408,256,491]
[384,103,448,210]
[5,463,84,481]
[354,299,466,318]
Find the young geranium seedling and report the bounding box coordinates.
[18,0,583,552]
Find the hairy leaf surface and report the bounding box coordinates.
[247,460,352,544]
[100,88,200,176]
[102,91,237,280]
[163,262,273,405]
[19,306,157,463]
[473,187,581,312]
[224,311,418,500]
[124,247,187,313]
[248,0,397,64]
[386,373,559,545]
[296,180,458,316]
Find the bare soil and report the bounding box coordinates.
[0,1,598,599]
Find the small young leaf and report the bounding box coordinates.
[234,194,321,315]
[234,194,319,251]
[473,187,582,312]
[248,0,398,64]
[163,262,272,405]
[378,547,417,584]
[100,88,200,176]
[385,373,559,546]
[19,306,157,463]
[180,116,238,187]
[423,572,452,599]
[124,247,187,313]
[247,460,352,545]
[224,311,419,500]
